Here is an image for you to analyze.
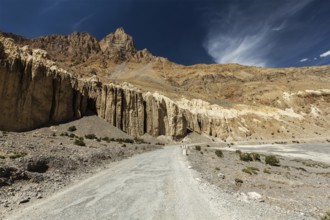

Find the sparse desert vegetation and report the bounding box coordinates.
[0,150,27,159]
[242,166,259,175]
[74,137,86,146]
[85,134,97,139]
[67,126,77,132]
[239,152,253,162]
[265,155,280,166]
[263,168,271,174]
[188,147,330,218]
[215,150,224,158]
[321,212,330,220]
[0,116,162,218]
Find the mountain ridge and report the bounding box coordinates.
[0,28,169,67]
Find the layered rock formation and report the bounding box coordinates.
[0,37,186,138]
[0,37,88,131]
[1,29,330,141]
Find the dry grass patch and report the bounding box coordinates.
[265,155,280,166]
[242,166,259,175]
[0,150,27,159]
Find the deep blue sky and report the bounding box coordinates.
[1,0,330,67]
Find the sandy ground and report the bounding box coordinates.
[7,146,305,220]
[187,144,330,219]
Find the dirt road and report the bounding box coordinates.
[7,146,306,220]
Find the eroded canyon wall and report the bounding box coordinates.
[0,37,188,138]
[0,38,88,131]
[87,82,188,138]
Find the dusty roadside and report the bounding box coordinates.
[187,144,330,219]
[0,116,162,219]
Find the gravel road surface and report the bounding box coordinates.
[7,146,308,220]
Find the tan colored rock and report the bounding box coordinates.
[142,92,187,138]
[0,37,87,131]
[99,27,137,62]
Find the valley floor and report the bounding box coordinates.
[187,143,330,219]
[6,146,305,220]
[0,116,161,219]
[1,116,328,219]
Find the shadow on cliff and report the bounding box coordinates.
[32,98,98,131]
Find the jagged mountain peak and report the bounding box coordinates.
[99,28,137,62]
[0,28,168,67]
[114,27,128,35]
[99,28,168,64]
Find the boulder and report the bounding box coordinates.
[25,157,49,173]
[247,192,264,202]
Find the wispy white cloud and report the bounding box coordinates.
[205,30,269,67]
[300,58,309,62]
[204,0,314,67]
[40,0,67,14]
[320,50,330,58]
[73,15,93,31]
[272,22,286,31]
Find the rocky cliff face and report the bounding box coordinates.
[0,37,186,138]
[0,37,88,131]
